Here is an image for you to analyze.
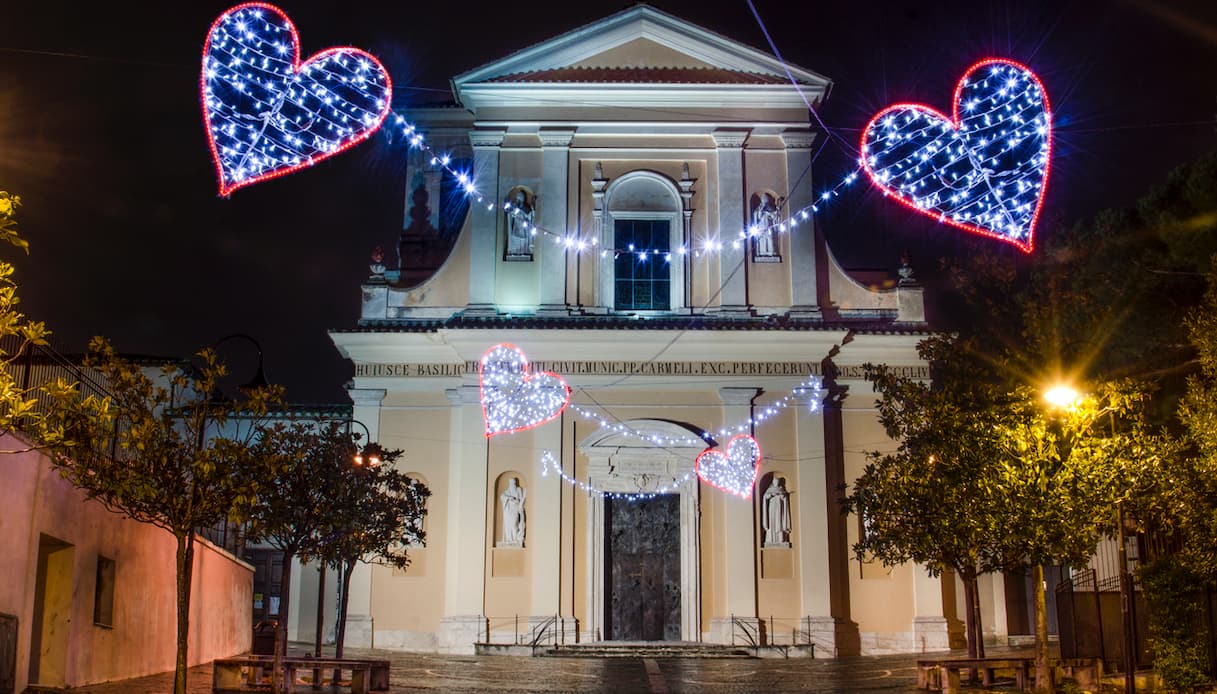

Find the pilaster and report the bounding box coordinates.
[437,385,488,654]
[793,385,860,656]
[780,130,820,317]
[913,566,951,652]
[538,128,575,315]
[710,387,759,642]
[342,388,386,646]
[465,129,506,317]
[529,419,563,621]
[711,129,751,315]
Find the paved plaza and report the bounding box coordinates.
[70,645,1053,694]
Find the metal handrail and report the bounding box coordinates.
[730,614,759,648]
[529,615,559,648]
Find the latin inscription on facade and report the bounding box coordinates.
[354,361,928,379]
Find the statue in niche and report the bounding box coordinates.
[762,477,791,547]
[750,193,783,262]
[500,477,527,547]
[504,188,536,260]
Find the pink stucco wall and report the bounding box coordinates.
[0,434,253,691]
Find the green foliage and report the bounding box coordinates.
[45,336,284,536]
[318,446,430,572]
[993,380,1168,568]
[43,337,284,694]
[247,419,362,560]
[847,334,1022,581]
[0,191,66,452]
[1139,557,1210,693]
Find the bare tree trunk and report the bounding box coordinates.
[173,533,195,694]
[971,576,986,660]
[335,559,354,658]
[1033,563,1051,693]
[333,559,355,685]
[273,551,294,694]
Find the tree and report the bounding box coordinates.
[847,334,1025,662]
[1124,259,1217,690]
[44,338,283,694]
[246,419,368,693]
[317,446,429,660]
[995,380,1168,692]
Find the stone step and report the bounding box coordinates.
[541,641,754,659]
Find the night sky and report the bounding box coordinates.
[1,1,1215,402]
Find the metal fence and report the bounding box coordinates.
[1055,569,1151,672]
[2,337,116,426]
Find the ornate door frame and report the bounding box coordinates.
[579,420,705,641]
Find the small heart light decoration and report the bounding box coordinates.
[201,3,392,195]
[860,58,1052,253]
[480,343,571,437]
[696,434,762,499]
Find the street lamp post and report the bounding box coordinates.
[315,417,379,658]
[194,333,270,552]
[1044,383,1135,694]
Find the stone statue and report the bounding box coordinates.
[762,477,791,547]
[751,193,782,260]
[505,189,535,259]
[500,477,526,546]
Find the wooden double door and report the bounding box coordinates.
[605,495,681,641]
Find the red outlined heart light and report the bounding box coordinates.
[860,58,1052,253]
[695,434,762,499]
[479,343,571,437]
[201,3,392,196]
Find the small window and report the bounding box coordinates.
[614,220,671,311]
[94,555,115,627]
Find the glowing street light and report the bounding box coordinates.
[1042,381,1136,693]
[1043,383,1081,410]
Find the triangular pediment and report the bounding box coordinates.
[453,4,830,90]
[569,37,715,70]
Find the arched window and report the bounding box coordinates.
[597,171,686,312]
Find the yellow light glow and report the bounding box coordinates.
[1044,384,1081,410]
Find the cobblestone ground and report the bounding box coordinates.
[71,645,1056,694]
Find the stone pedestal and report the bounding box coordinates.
[807,616,861,657]
[437,615,486,654]
[708,616,760,646]
[527,616,580,646]
[342,614,374,648]
[913,616,952,653]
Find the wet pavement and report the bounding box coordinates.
[70,644,1057,694]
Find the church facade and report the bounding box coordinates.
[326,5,973,656]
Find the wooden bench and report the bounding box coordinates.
[213,655,390,693]
[916,657,1033,692]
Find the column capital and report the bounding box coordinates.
[468,128,507,148]
[791,383,829,409]
[718,386,761,406]
[711,129,750,149]
[347,388,386,407]
[451,383,482,405]
[539,127,577,148]
[779,130,818,150]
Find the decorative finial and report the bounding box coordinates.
[897,250,916,285]
[369,244,386,280]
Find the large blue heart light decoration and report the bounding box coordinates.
[201,3,392,196]
[860,58,1052,253]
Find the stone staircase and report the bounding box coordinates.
[541,641,755,658]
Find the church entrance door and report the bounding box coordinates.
[605,494,681,641]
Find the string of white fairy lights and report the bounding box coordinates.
[385,114,862,259]
[567,375,825,450]
[539,451,695,499]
